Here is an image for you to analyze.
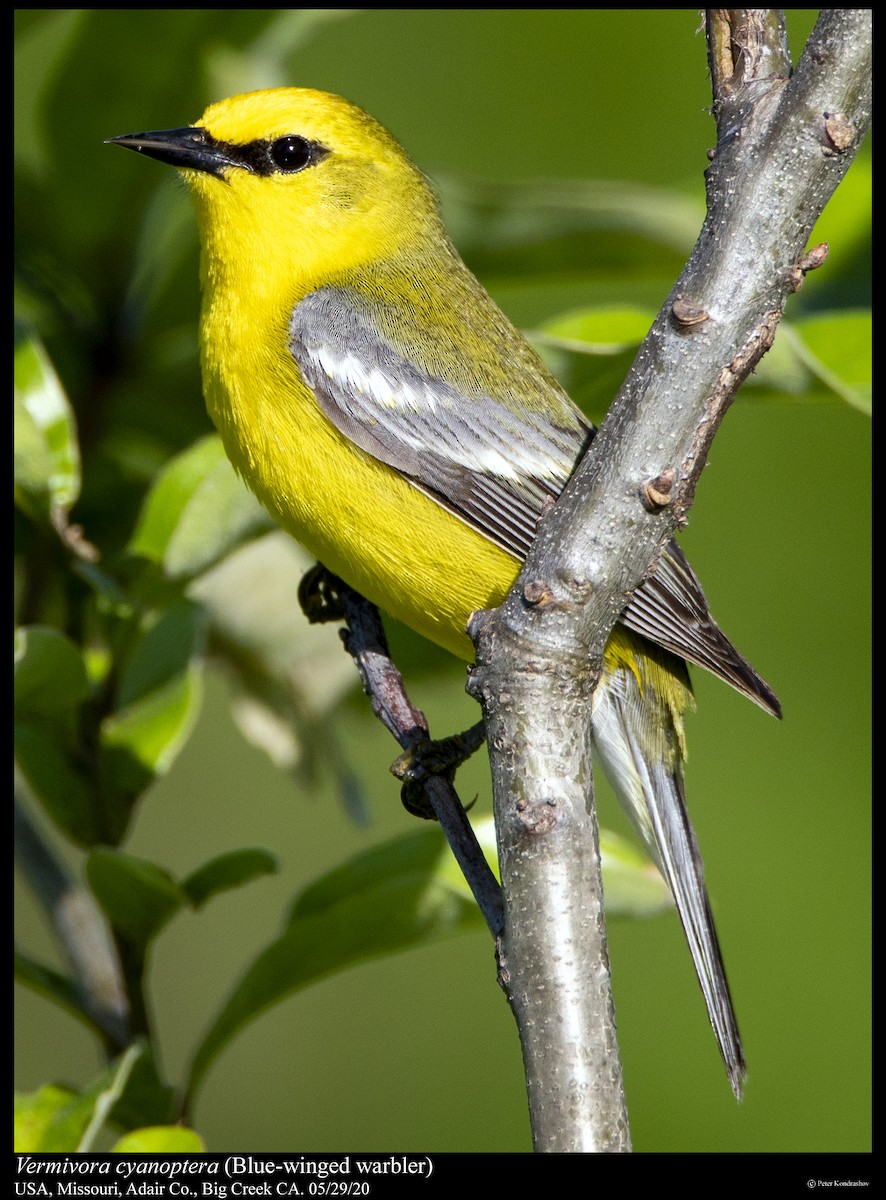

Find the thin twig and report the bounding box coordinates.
[301,567,505,942]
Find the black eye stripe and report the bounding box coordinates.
[204,132,329,176]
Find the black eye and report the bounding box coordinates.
[269,135,315,172]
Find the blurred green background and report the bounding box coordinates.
[15,9,869,1153]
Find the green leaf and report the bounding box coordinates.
[13,392,53,519]
[117,599,206,710]
[14,1084,78,1152]
[785,310,871,414]
[13,329,81,518]
[99,602,205,830]
[86,849,187,949]
[112,1126,205,1153]
[13,1046,143,1153]
[182,848,279,909]
[536,303,655,353]
[100,671,203,819]
[129,434,273,580]
[13,628,98,841]
[14,723,101,846]
[14,626,90,725]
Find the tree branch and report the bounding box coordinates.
[467,9,871,1152]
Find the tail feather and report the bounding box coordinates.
[640,756,746,1098]
[592,659,747,1098]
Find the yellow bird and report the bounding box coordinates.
[109,87,780,1098]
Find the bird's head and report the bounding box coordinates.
[108,88,442,284]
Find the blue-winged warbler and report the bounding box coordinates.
[109,88,781,1098]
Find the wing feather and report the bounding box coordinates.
[623,542,782,716]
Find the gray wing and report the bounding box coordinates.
[289,286,780,715]
[289,286,590,560]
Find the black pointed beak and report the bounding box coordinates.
[105,127,238,178]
